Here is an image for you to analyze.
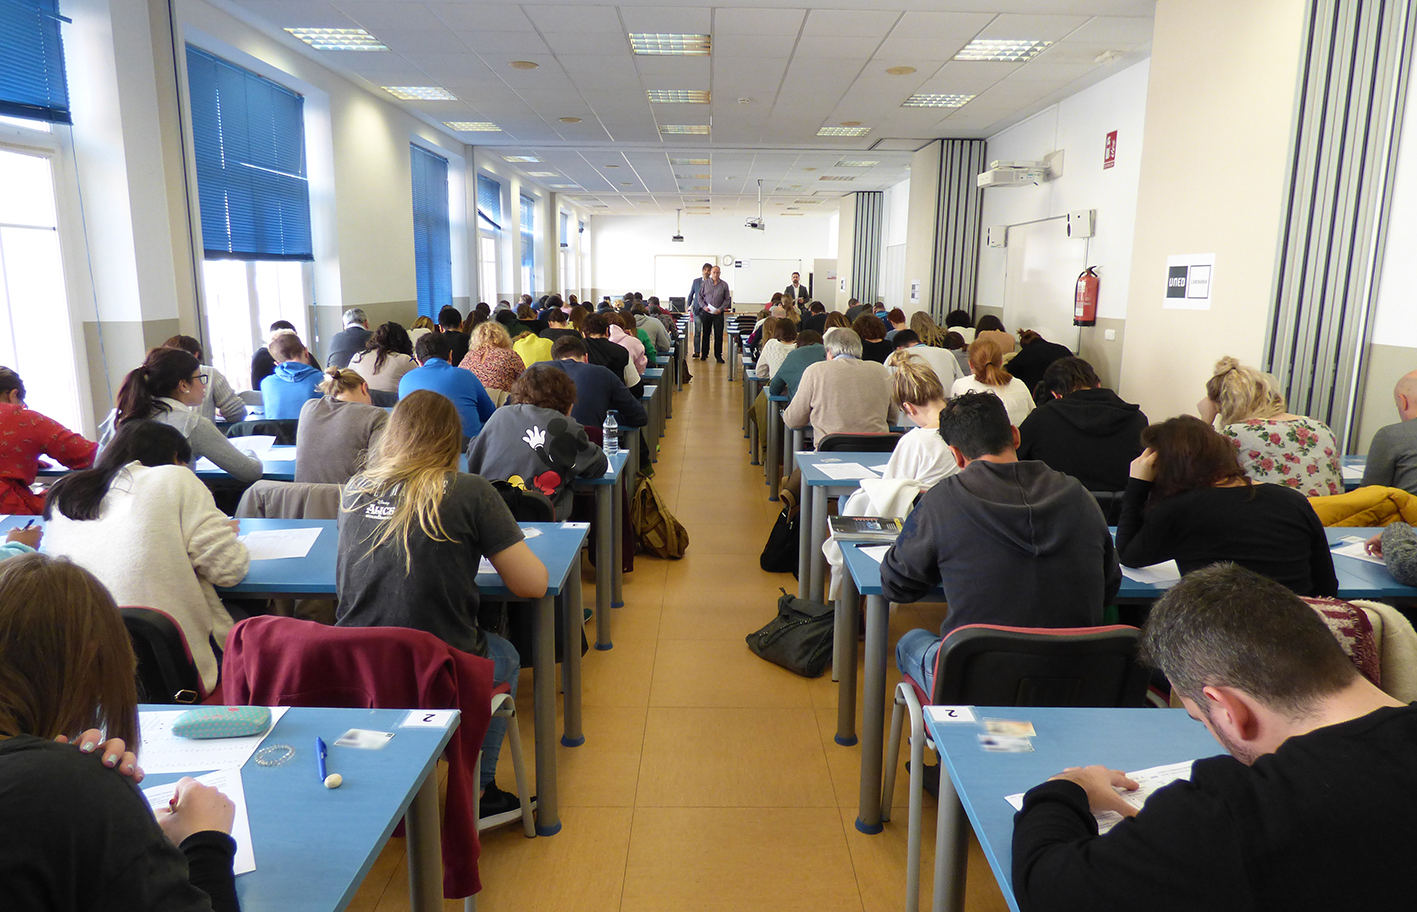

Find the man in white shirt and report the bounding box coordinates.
[784,271,805,302]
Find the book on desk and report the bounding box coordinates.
[829,515,903,543]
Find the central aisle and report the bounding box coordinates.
[349,356,1007,912]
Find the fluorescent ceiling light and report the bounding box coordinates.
[630,33,711,56]
[817,126,871,137]
[792,199,820,204]
[444,121,500,132]
[902,93,975,108]
[382,86,456,100]
[670,157,710,165]
[818,175,856,182]
[285,28,387,51]
[835,159,878,167]
[526,171,557,177]
[504,155,540,162]
[660,124,710,134]
[647,89,710,103]
[678,173,710,179]
[953,39,1051,62]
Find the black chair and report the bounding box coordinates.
[368,389,398,408]
[121,606,202,704]
[816,432,901,453]
[223,418,299,445]
[1090,488,1124,525]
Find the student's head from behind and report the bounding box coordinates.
[809,301,825,315]
[774,320,798,344]
[343,307,368,328]
[471,321,513,352]
[795,330,823,348]
[892,329,920,350]
[942,331,966,351]
[887,351,946,415]
[1396,369,1417,422]
[268,332,307,364]
[0,553,138,745]
[944,309,972,329]
[939,391,1015,461]
[162,335,204,363]
[0,367,26,405]
[1204,356,1287,425]
[1035,356,1100,403]
[411,315,435,332]
[967,337,1011,387]
[414,332,452,365]
[975,314,1006,333]
[551,335,589,362]
[369,322,412,357]
[1140,564,1360,763]
[115,347,203,421]
[823,327,863,360]
[908,311,942,342]
[852,314,887,342]
[45,420,191,522]
[511,364,577,416]
[823,311,850,330]
[583,313,611,338]
[1141,415,1248,501]
[269,320,296,334]
[886,308,906,327]
[318,367,371,404]
[437,306,463,330]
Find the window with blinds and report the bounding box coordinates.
[559,210,569,248]
[185,45,312,260]
[410,144,452,318]
[520,193,536,292]
[0,0,70,124]
[476,173,502,230]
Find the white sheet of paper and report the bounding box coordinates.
[857,544,891,564]
[1331,535,1386,566]
[478,557,495,575]
[1121,560,1182,585]
[239,527,322,561]
[1341,462,1365,481]
[144,769,255,875]
[138,707,289,774]
[925,705,975,724]
[195,436,277,472]
[1006,760,1195,834]
[818,462,877,481]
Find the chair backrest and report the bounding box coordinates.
[224,418,299,444]
[486,387,510,408]
[121,606,201,704]
[932,624,1150,708]
[489,479,555,522]
[235,480,341,519]
[1089,489,1124,525]
[368,389,398,408]
[817,432,901,453]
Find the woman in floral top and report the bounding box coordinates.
[1199,356,1342,496]
[458,321,525,394]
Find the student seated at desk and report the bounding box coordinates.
[43,420,249,699]
[250,319,294,390]
[0,367,96,514]
[1361,368,1417,494]
[783,327,893,443]
[337,391,547,816]
[295,367,388,485]
[1366,522,1417,586]
[951,336,1034,427]
[347,321,416,395]
[259,332,322,421]
[458,321,525,394]
[1012,564,1417,912]
[1017,356,1146,493]
[99,347,262,483]
[547,335,647,434]
[0,553,240,911]
[1116,416,1337,596]
[398,332,496,440]
[162,335,246,425]
[467,365,607,520]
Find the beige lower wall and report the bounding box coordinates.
[1352,342,1417,454]
[1077,318,1127,393]
[82,318,182,431]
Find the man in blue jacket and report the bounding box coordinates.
[546,335,646,432]
[398,333,496,439]
[260,332,322,419]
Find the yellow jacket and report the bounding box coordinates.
[1309,485,1417,527]
[512,333,554,367]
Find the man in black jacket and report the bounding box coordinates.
[325,307,371,368]
[1012,564,1416,912]
[885,391,1119,695]
[1017,356,1147,493]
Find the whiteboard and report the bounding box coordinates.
[653,254,716,303]
[729,257,802,306]
[1002,219,1085,350]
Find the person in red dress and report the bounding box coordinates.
[0,368,96,514]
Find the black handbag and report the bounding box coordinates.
[745,589,834,678]
[759,495,799,575]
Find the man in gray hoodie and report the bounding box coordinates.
[884,391,1120,696]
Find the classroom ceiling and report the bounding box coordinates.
[214,0,1156,215]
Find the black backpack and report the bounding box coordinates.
[759,490,799,575]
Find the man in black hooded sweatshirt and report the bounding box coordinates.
[886,391,1120,695]
[1018,356,1147,492]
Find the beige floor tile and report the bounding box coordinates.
[649,639,814,708]
[658,596,779,641]
[835,806,1009,912]
[494,705,648,807]
[815,706,916,813]
[621,807,862,912]
[582,637,658,707]
[636,706,835,808]
[475,807,634,910]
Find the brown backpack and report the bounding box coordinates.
[630,476,689,559]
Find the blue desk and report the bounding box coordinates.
[797,451,892,603]
[926,706,1218,912]
[1342,455,1365,491]
[140,705,458,912]
[766,394,789,501]
[576,450,630,649]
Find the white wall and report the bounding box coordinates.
[879,178,911,308]
[590,213,835,305]
[977,59,1150,328]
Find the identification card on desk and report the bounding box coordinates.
[334,729,394,749]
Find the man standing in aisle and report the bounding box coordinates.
[688,262,711,359]
[697,265,731,363]
[784,271,806,302]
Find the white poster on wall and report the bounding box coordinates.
[909,280,921,304]
[1163,253,1215,310]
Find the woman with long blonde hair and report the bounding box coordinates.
[458,321,526,393]
[950,336,1034,426]
[336,390,547,814]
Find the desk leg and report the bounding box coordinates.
[612,465,626,610]
[749,401,760,465]
[594,485,613,650]
[808,485,827,604]
[767,401,781,501]
[787,428,804,478]
[932,771,969,912]
[533,594,560,835]
[796,483,813,599]
[855,593,887,833]
[406,769,444,911]
[835,575,858,745]
[561,553,584,747]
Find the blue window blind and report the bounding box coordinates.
[185,46,312,260]
[410,144,452,319]
[0,0,71,124]
[476,173,502,230]
[559,210,569,248]
[520,193,535,285]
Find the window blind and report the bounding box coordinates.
[559,210,569,248]
[0,0,71,124]
[410,144,452,318]
[520,192,535,279]
[476,173,502,230]
[185,45,313,260]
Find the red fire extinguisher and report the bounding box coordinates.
[1074,267,1099,326]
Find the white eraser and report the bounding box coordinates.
[323,773,343,789]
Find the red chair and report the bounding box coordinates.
[882,624,1150,911]
[220,616,533,902]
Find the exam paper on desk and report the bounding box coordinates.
[476,526,542,574]
[818,462,879,481]
[143,768,255,875]
[1120,560,1181,585]
[239,527,323,561]
[195,435,277,471]
[1005,760,1195,834]
[1331,536,1386,566]
[139,707,290,774]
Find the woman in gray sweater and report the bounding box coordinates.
[295,367,388,485]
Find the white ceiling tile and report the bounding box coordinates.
[245,0,356,29]
[634,56,710,83]
[425,3,532,32]
[375,28,471,56]
[522,4,622,34]
[332,0,444,31]
[793,35,878,60]
[874,34,972,61]
[917,60,1021,94]
[1067,15,1155,46]
[801,9,900,38]
[713,33,790,58]
[543,31,628,55]
[889,11,993,41]
[455,30,551,54]
[977,14,1090,43]
[714,8,806,36]
[619,6,710,34]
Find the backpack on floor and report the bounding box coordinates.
[631,476,688,559]
[746,589,834,678]
[759,489,799,575]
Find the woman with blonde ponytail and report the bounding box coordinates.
[950,336,1035,426]
[294,367,388,484]
[335,390,547,815]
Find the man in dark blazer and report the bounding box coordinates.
[325,307,371,368]
[784,271,806,302]
[688,261,712,358]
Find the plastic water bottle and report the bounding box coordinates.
[603,410,619,456]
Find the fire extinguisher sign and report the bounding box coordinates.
[1163,253,1215,310]
[1103,130,1117,170]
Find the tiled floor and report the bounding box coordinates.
[348,357,1010,911]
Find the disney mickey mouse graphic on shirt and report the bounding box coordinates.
[505,416,582,500]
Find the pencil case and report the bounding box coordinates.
[171,706,272,739]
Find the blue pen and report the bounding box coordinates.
[315,736,328,781]
[21,520,34,530]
